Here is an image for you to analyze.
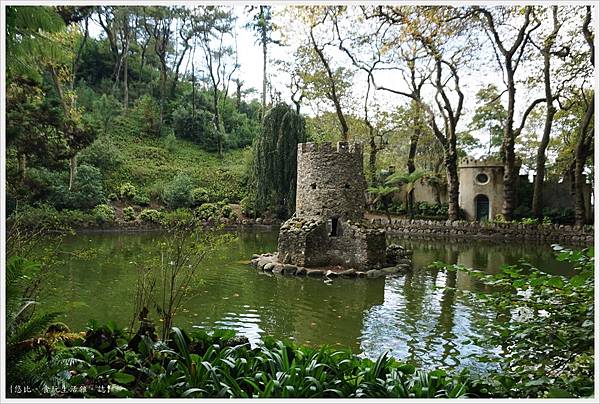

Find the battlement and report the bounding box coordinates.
[459,156,504,168]
[298,142,363,155]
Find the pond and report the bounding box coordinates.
[40,229,576,373]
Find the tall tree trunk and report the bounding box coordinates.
[501,62,518,220]
[123,43,129,112]
[407,103,421,174]
[368,129,377,182]
[213,88,222,158]
[445,148,460,221]
[532,7,560,218]
[574,95,594,226]
[310,26,348,141]
[262,26,267,119]
[18,153,27,182]
[69,155,78,191]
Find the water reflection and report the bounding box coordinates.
[39,230,574,371]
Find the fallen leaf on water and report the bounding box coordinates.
[310,322,317,327]
[233,293,240,297]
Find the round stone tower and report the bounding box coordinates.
[295,141,366,221]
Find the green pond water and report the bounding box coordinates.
[40,229,576,372]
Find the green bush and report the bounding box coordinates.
[432,246,594,398]
[139,209,163,223]
[163,130,177,153]
[123,206,136,222]
[50,165,106,210]
[22,324,472,398]
[163,173,194,208]
[220,204,235,219]
[191,187,210,206]
[160,208,196,227]
[92,204,115,224]
[240,195,256,217]
[132,193,150,206]
[131,94,160,137]
[118,182,137,201]
[79,135,123,173]
[195,203,219,221]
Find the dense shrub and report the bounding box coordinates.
[240,195,256,217]
[139,209,163,223]
[51,165,106,210]
[92,204,115,223]
[195,203,219,221]
[220,204,235,219]
[9,204,95,229]
[162,173,194,208]
[79,135,123,173]
[131,95,160,137]
[163,130,177,153]
[118,182,137,201]
[132,193,150,206]
[433,246,594,398]
[13,323,472,398]
[191,187,210,206]
[172,105,219,152]
[123,206,136,221]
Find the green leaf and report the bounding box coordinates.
[109,384,133,397]
[545,277,564,288]
[112,371,135,385]
[397,364,416,374]
[547,388,573,398]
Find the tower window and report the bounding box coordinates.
[310,183,317,190]
[330,217,339,237]
[476,173,489,185]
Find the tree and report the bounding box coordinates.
[475,6,546,220]
[572,6,594,226]
[531,6,565,218]
[193,6,238,157]
[385,170,426,217]
[6,6,65,81]
[250,103,307,219]
[247,6,280,119]
[469,84,507,156]
[366,6,471,220]
[143,6,174,131]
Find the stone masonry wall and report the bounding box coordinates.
[296,142,366,221]
[371,218,594,245]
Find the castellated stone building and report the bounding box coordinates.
[277,142,388,270]
[458,157,510,221]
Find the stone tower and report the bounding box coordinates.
[277,141,387,270]
[295,142,366,221]
[458,157,513,221]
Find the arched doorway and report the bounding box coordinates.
[475,194,489,221]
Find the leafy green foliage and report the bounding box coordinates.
[79,135,123,173]
[117,182,137,201]
[139,209,163,223]
[191,187,210,206]
[162,173,194,208]
[92,204,115,224]
[19,323,472,398]
[194,203,220,221]
[47,165,105,210]
[130,95,161,137]
[432,246,594,398]
[249,103,306,219]
[123,206,136,221]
